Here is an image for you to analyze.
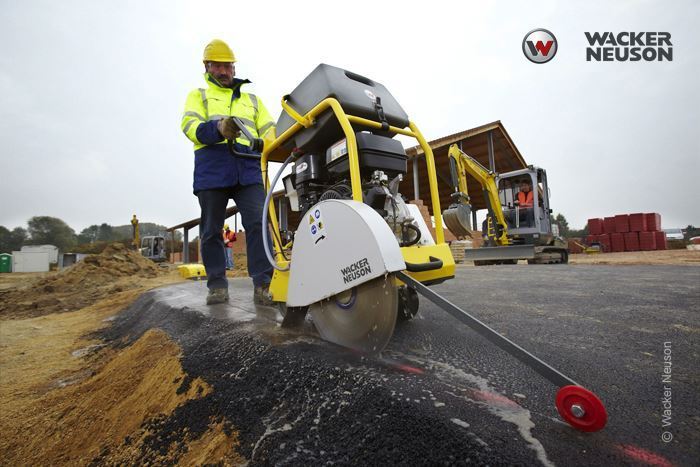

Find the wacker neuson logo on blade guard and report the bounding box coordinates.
[585,32,673,61]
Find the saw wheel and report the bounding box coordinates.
[309,275,398,354]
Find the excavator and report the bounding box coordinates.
[140,235,167,262]
[442,144,569,265]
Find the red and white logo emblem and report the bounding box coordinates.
[523,29,558,64]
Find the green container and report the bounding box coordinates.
[0,254,11,273]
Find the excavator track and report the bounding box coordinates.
[527,248,568,264]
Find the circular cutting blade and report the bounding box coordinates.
[310,275,398,354]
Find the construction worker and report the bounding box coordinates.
[181,39,275,305]
[515,179,534,226]
[223,224,236,270]
[517,180,534,208]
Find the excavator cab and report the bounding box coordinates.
[140,235,167,262]
[497,167,552,241]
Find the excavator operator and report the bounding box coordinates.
[514,179,534,227]
[517,180,534,208]
[502,179,534,228]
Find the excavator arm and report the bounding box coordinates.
[444,144,510,246]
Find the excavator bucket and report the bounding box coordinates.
[442,204,472,238]
[463,244,536,262]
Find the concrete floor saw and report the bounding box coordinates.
[244,64,607,432]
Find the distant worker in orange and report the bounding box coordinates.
[223,224,236,270]
[517,180,533,208]
[516,179,534,226]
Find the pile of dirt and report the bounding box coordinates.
[79,242,162,277]
[0,243,166,319]
[0,329,243,465]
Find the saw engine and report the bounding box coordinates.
[282,132,426,249]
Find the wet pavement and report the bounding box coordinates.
[101,265,699,466]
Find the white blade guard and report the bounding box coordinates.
[286,199,406,307]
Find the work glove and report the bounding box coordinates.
[217,117,241,141]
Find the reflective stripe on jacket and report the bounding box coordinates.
[181,74,276,193]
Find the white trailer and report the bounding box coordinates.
[12,251,50,272]
[21,245,59,264]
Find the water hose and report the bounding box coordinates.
[262,153,296,271]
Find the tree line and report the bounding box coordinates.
[2,214,695,255]
[0,216,180,254]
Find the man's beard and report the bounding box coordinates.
[215,74,232,87]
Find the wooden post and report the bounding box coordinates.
[183,228,189,263]
[487,130,495,172]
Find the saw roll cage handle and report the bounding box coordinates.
[259,96,447,272]
[226,116,266,159]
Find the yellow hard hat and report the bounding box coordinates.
[203,39,236,63]
[224,224,229,230]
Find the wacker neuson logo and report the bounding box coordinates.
[585,32,673,61]
[522,28,558,64]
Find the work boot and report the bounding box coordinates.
[206,287,229,305]
[254,284,274,306]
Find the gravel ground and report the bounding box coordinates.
[100,264,699,466]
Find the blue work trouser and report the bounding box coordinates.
[225,247,234,269]
[197,184,273,289]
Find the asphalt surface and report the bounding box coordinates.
[100,265,699,466]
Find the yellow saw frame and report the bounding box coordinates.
[260,97,455,303]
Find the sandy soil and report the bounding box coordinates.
[568,249,700,265]
[0,243,170,320]
[0,272,59,292]
[453,248,700,267]
[0,245,244,465]
[226,252,250,278]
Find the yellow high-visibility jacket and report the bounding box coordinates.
[181,74,275,192]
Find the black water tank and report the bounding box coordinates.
[276,64,409,153]
[326,133,407,177]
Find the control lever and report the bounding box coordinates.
[226,117,264,160]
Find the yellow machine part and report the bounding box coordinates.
[399,243,455,284]
[178,264,207,279]
[262,95,454,304]
[268,260,290,302]
[268,245,455,303]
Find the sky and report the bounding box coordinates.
[1,0,698,233]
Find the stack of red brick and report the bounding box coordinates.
[586,213,666,252]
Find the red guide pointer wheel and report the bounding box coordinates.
[555,385,608,432]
